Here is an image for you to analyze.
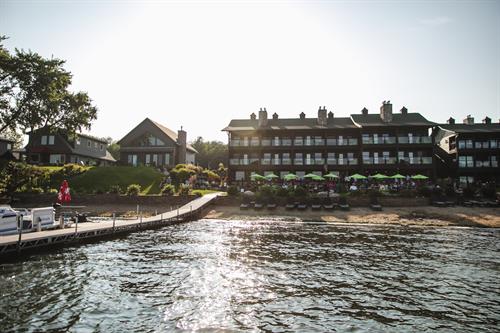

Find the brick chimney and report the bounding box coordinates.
[250,112,256,120]
[177,127,187,164]
[483,116,491,124]
[361,107,368,115]
[299,112,306,120]
[463,115,474,125]
[447,117,455,124]
[400,106,408,115]
[272,112,279,120]
[380,101,393,123]
[328,111,334,120]
[317,106,327,126]
[258,108,268,127]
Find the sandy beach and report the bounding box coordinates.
[203,206,500,228]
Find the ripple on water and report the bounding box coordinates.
[1,220,499,332]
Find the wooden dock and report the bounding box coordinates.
[0,192,221,258]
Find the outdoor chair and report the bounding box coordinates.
[285,203,296,210]
[297,203,308,210]
[370,197,382,211]
[254,202,264,210]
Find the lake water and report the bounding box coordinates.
[1,219,499,332]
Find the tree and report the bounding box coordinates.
[0,127,23,149]
[0,35,97,135]
[105,137,120,160]
[190,136,228,169]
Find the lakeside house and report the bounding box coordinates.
[434,116,500,184]
[223,102,436,182]
[118,118,197,167]
[0,137,15,161]
[25,128,116,166]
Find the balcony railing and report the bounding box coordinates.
[272,159,281,165]
[294,159,303,165]
[261,158,271,165]
[348,138,358,145]
[362,137,396,144]
[282,139,292,146]
[348,158,358,165]
[282,158,292,165]
[261,139,271,146]
[398,136,432,144]
[327,158,337,165]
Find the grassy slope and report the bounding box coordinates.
[70,166,164,195]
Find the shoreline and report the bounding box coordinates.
[203,205,500,228]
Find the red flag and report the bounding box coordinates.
[57,180,72,203]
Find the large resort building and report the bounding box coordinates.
[223,102,436,182]
[435,116,500,184]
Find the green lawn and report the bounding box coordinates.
[70,166,164,195]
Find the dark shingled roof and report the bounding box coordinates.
[438,123,500,134]
[222,117,358,131]
[150,119,198,154]
[351,113,435,127]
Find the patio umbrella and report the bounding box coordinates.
[283,173,298,181]
[411,174,429,180]
[370,173,389,179]
[349,173,367,180]
[324,173,339,179]
[390,173,406,179]
[250,173,266,181]
[57,180,72,204]
[303,173,318,179]
[265,173,279,180]
[311,175,325,181]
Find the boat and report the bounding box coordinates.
[0,205,19,234]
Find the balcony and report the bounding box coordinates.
[348,138,359,145]
[398,136,432,144]
[294,159,304,165]
[315,158,325,165]
[282,158,292,165]
[250,138,260,147]
[294,139,304,146]
[362,137,396,144]
[261,158,271,165]
[230,140,240,147]
[229,158,239,165]
[348,158,358,165]
[327,139,337,146]
[282,139,292,146]
[314,139,325,146]
[327,158,337,165]
[272,158,281,166]
[261,138,271,146]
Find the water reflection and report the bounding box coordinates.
[1,220,499,332]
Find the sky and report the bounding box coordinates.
[1,0,499,143]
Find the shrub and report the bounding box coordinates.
[276,187,289,198]
[227,185,239,196]
[481,186,496,199]
[126,184,141,196]
[293,186,307,198]
[29,187,44,194]
[94,188,105,194]
[48,188,58,194]
[161,184,174,195]
[178,184,190,196]
[417,186,432,197]
[108,185,122,194]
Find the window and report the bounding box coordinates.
[165,153,171,165]
[305,153,312,165]
[272,136,280,146]
[49,154,63,164]
[100,144,104,151]
[294,153,303,165]
[235,171,245,181]
[466,156,474,167]
[152,154,158,165]
[87,140,91,148]
[250,137,260,146]
[76,138,81,145]
[458,156,466,168]
[327,152,336,165]
[41,136,47,145]
[294,136,304,146]
[6,143,12,150]
[94,142,98,149]
[261,137,271,146]
[465,140,473,149]
[338,135,344,146]
[146,154,151,165]
[128,154,138,166]
[490,140,497,149]
[338,153,344,165]
[327,137,337,146]
[373,134,379,144]
[491,156,498,167]
[305,136,312,146]
[48,136,55,145]
[374,152,379,164]
[314,152,323,164]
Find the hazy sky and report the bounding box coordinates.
[1,0,499,142]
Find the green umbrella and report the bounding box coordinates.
[303,173,318,179]
[283,173,298,181]
[250,173,266,181]
[390,173,406,179]
[311,175,325,181]
[411,174,429,180]
[265,173,279,180]
[324,173,339,179]
[370,173,389,179]
[349,173,367,180]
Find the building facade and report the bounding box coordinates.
[25,128,116,166]
[118,118,197,167]
[435,115,500,184]
[0,137,14,160]
[223,102,436,182]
